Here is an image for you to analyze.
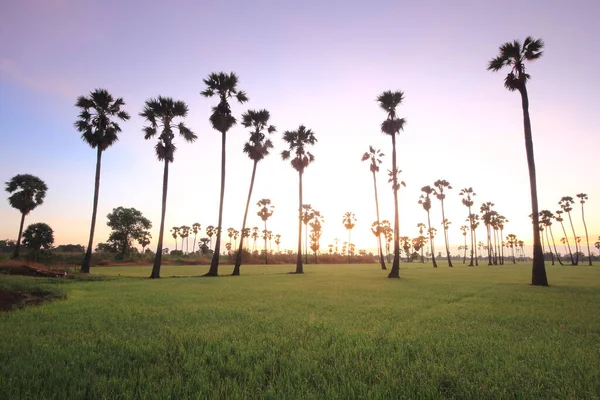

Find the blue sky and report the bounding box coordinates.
[1,0,598,255]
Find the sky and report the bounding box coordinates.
[1,0,599,257]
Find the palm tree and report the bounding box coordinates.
[191,223,201,254]
[377,90,406,278]
[506,233,517,263]
[75,89,130,273]
[419,186,437,268]
[180,225,190,254]
[206,225,215,250]
[433,180,453,267]
[371,221,386,270]
[480,202,496,265]
[232,109,275,275]
[201,72,249,276]
[257,198,274,264]
[488,36,548,285]
[459,187,478,266]
[275,234,281,253]
[138,232,152,254]
[555,210,574,264]
[362,146,386,270]
[301,205,315,263]
[559,196,579,265]
[576,193,592,266]
[342,211,356,262]
[281,125,317,274]
[251,227,259,252]
[5,174,48,259]
[460,225,468,264]
[309,219,323,263]
[140,96,197,278]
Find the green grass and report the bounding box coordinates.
[1,263,599,399]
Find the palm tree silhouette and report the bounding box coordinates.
[488,36,548,285]
[171,226,180,251]
[233,109,275,275]
[191,223,201,254]
[140,96,197,278]
[138,232,152,254]
[251,227,259,252]
[459,187,478,266]
[201,72,248,276]
[506,233,517,263]
[576,193,592,265]
[257,198,274,264]
[419,186,437,268]
[480,202,496,265]
[559,196,579,265]
[180,225,190,254]
[301,204,315,263]
[460,225,468,264]
[343,211,356,262]
[275,234,281,253]
[433,179,453,267]
[75,89,130,273]
[362,146,386,270]
[206,225,215,250]
[281,125,317,274]
[539,210,561,265]
[555,210,574,264]
[377,90,406,278]
[5,174,48,259]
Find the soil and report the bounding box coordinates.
[0,262,67,277]
[0,289,55,312]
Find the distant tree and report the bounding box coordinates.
[377,90,406,278]
[554,210,574,264]
[274,234,281,253]
[22,223,54,251]
[400,236,411,262]
[233,229,239,250]
[75,89,130,273]
[233,109,275,275]
[506,233,517,263]
[480,202,496,265]
[459,187,478,266]
[106,207,152,256]
[539,210,561,265]
[575,194,592,266]
[460,225,469,263]
[5,174,48,259]
[206,225,215,250]
[343,212,356,262]
[140,96,196,278]
[138,232,152,254]
[301,205,315,263]
[309,218,322,263]
[488,36,547,285]
[199,238,210,255]
[191,223,201,254]
[179,225,190,254]
[251,227,259,252]
[419,186,437,268]
[54,244,85,253]
[201,72,249,277]
[412,235,427,263]
[257,199,274,264]
[96,242,116,253]
[171,226,180,251]
[433,179,453,267]
[362,146,386,270]
[281,125,317,274]
[559,196,579,265]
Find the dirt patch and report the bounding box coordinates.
[0,261,66,278]
[0,290,56,312]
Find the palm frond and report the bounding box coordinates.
[177,122,197,142]
[143,126,157,139]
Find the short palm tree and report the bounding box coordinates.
[433,179,453,267]
[75,88,130,273]
[377,90,406,278]
[281,125,317,274]
[140,96,197,278]
[257,198,274,264]
[5,174,48,259]
[232,109,275,275]
[362,146,386,270]
[576,193,592,265]
[419,186,437,268]
[201,72,248,276]
[488,36,548,285]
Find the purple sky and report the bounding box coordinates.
[1,0,598,255]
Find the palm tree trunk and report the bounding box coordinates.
[473,219,479,266]
[519,86,548,285]
[150,160,169,279]
[207,131,227,276]
[372,171,386,270]
[427,211,437,268]
[581,204,592,266]
[295,171,304,273]
[545,228,555,265]
[566,212,579,264]
[81,148,102,273]
[559,221,574,265]
[304,223,309,264]
[486,225,493,265]
[264,220,268,265]
[12,212,26,259]
[388,135,401,278]
[463,234,467,264]
[440,199,452,267]
[233,161,258,276]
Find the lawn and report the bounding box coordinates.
[1,263,599,399]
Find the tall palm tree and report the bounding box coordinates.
[281,125,317,274]
[419,186,437,268]
[488,36,548,285]
[191,223,201,254]
[480,202,496,265]
[555,210,574,265]
[171,226,180,251]
[75,89,130,273]
[576,193,592,266]
[539,210,562,265]
[376,90,406,278]
[257,198,274,264]
[559,196,579,265]
[140,96,197,279]
[301,204,315,263]
[233,109,275,275]
[362,146,386,270]
[201,72,248,276]
[5,174,48,259]
[459,187,478,266]
[342,211,356,262]
[506,233,517,263]
[433,179,453,267]
[206,225,215,250]
[179,225,190,254]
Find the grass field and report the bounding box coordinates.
[1,263,599,399]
